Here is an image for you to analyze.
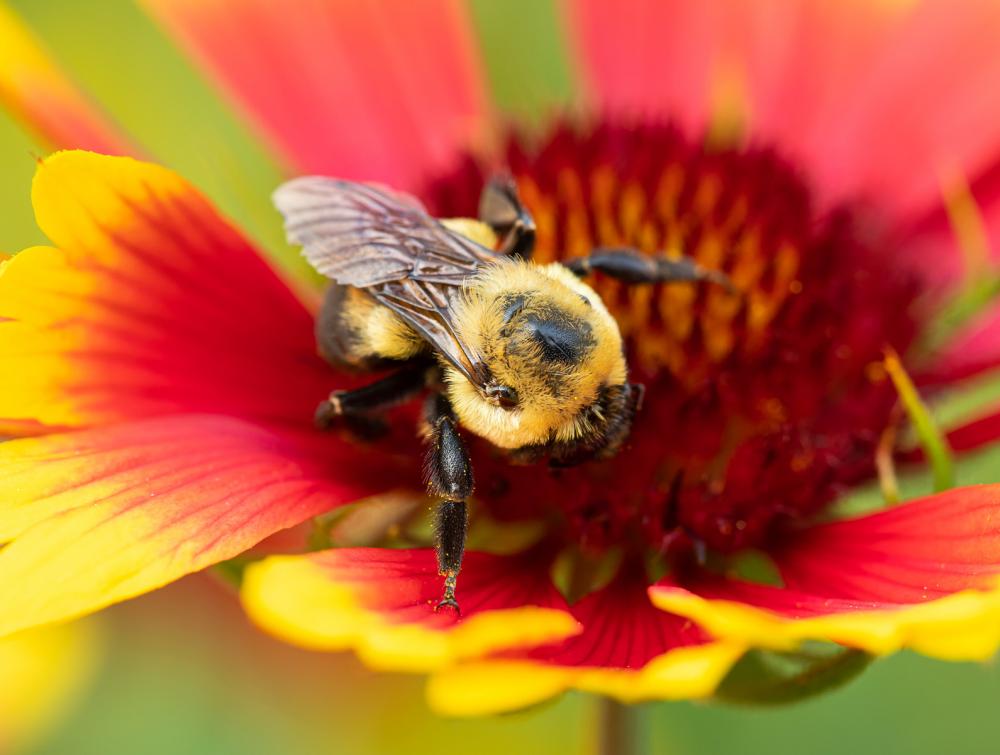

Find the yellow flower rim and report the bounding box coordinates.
[650,578,1000,661]
[241,555,582,673]
[425,642,746,716]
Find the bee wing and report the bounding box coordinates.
[274,177,498,384]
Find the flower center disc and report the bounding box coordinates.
[427,121,922,559]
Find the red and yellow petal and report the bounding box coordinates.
[652,485,1000,660]
[0,150,332,430]
[241,548,580,671]
[142,0,491,191]
[428,569,744,716]
[0,414,389,637]
[0,3,134,154]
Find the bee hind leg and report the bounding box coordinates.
[315,364,429,433]
[423,394,473,613]
[435,500,468,613]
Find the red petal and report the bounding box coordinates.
[942,406,1000,455]
[653,485,1000,658]
[740,486,1000,602]
[728,0,899,165]
[738,0,1000,216]
[527,566,710,668]
[563,0,718,132]
[1,151,332,429]
[924,301,1000,385]
[0,414,386,636]
[142,0,491,190]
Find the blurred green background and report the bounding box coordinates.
[3,1,1000,753]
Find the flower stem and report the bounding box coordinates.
[883,348,954,491]
[875,417,901,505]
[596,697,645,755]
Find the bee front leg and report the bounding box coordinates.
[565,248,734,292]
[479,173,536,260]
[423,394,473,613]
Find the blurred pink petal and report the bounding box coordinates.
[142,0,491,190]
[562,0,719,132]
[926,301,1000,385]
[566,0,1000,219]
[902,150,1000,294]
[802,0,1000,216]
[729,0,897,152]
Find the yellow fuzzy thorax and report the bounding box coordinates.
[445,261,627,449]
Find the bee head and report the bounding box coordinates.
[446,261,628,450]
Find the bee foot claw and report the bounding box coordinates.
[434,596,461,616]
[314,394,344,430]
[435,572,461,615]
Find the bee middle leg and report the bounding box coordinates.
[423,394,473,612]
[315,363,429,431]
[564,247,734,292]
[478,173,536,260]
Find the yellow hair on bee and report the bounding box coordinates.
[445,260,627,449]
[440,218,499,249]
[317,221,498,370]
[338,286,423,363]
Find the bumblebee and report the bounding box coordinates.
[274,175,730,610]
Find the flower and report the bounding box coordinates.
[3,0,1000,717]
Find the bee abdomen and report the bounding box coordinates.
[316,284,423,370]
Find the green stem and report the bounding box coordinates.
[884,349,955,492]
[596,698,644,755]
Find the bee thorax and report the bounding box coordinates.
[445,261,628,451]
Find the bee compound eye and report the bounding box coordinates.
[498,387,519,409]
[486,384,519,410]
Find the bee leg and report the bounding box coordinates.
[564,248,735,293]
[435,500,468,613]
[479,173,536,260]
[423,395,473,613]
[315,364,428,431]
